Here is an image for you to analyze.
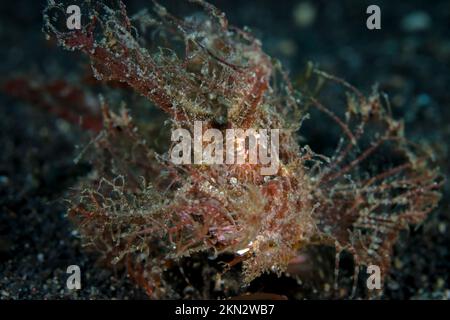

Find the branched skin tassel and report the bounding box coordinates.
[43,0,443,298]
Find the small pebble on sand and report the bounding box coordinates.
[401,11,431,32]
[293,2,316,28]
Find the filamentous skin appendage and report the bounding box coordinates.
[43,0,442,299]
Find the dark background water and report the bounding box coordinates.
[0,0,448,299]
